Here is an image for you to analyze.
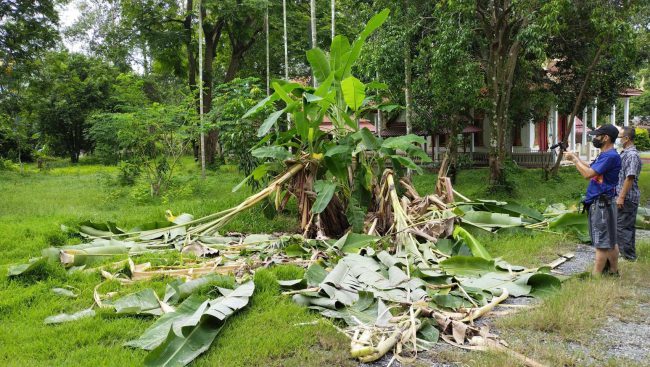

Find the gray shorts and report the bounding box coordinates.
[588,196,617,249]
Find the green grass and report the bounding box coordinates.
[0,158,647,366]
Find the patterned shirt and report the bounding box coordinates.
[617,145,642,204]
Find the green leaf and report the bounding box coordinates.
[125,295,205,350]
[484,202,544,222]
[305,263,328,287]
[306,48,331,83]
[390,155,422,174]
[340,9,390,78]
[523,273,562,297]
[333,233,378,253]
[439,256,496,276]
[417,319,440,343]
[114,288,163,315]
[461,211,523,229]
[243,94,277,119]
[312,180,337,214]
[356,127,381,150]
[452,226,492,260]
[144,320,221,367]
[382,134,426,150]
[52,287,78,298]
[271,82,295,104]
[44,308,96,325]
[257,109,284,137]
[251,146,292,161]
[430,294,467,309]
[341,76,366,111]
[346,202,366,233]
[330,35,351,74]
[143,282,254,367]
[8,257,47,277]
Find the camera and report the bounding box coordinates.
[549,141,568,150]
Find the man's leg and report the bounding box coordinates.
[618,200,638,260]
[607,245,619,273]
[594,249,611,275]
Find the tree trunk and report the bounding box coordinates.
[549,44,605,175]
[201,18,225,165]
[485,11,521,187]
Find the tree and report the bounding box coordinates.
[0,0,60,161]
[548,0,640,175]
[411,2,485,181]
[29,52,117,162]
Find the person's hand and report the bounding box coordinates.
[616,196,624,209]
[563,151,576,162]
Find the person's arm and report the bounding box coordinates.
[565,151,598,179]
[617,176,635,208]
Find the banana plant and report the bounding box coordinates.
[240,9,431,236]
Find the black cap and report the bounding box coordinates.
[588,124,619,141]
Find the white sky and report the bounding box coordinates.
[57,1,82,52]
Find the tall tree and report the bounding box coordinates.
[547,0,641,174]
[29,52,117,162]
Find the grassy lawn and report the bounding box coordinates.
[1,158,648,366]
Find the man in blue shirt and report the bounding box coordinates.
[565,124,622,276]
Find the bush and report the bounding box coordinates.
[634,127,650,151]
[209,78,271,186]
[0,158,18,171]
[117,161,141,186]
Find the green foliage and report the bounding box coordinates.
[243,10,430,232]
[117,161,141,186]
[28,52,118,162]
[209,78,270,182]
[634,127,650,151]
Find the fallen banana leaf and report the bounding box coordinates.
[460,211,524,230]
[114,288,165,315]
[452,226,491,260]
[60,245,128,267]
[142,281,254,367]
[125,295,206,350]
[7,257,47,277]
[439,256,496,276]
[44,308,96,325]
[52,287,78,298]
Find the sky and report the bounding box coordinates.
[57,1,82,52]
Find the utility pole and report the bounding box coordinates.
[198,0,206,179]
[265,1,270,96]
[310,0,318,87]
[331,0,335,40]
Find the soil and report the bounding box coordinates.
[360,230,650,367]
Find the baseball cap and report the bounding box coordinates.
[588,124,619,141]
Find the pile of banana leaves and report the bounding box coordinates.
[8,177,600,366]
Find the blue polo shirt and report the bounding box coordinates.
[585,149,621,204]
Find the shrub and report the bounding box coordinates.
[634,127,650,151]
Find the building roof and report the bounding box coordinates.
[379,123,428,137]
[320,116,376,133]
[619,88,644,97]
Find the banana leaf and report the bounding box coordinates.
[7,257,47,277]
[52,287,78,298]
[114,288,164,316]
[142,281,254,367]
[60,244,128,267]
[460,211,523,230]
[125,295,206,350]
[44,308,96,325]
[332,233,379,253]
[548,212,590,242]
[438,256,496,276]
[163,274,231,304]
[452,226,491,259]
